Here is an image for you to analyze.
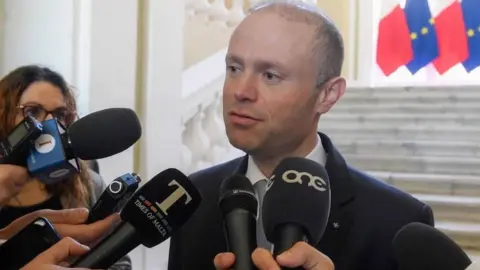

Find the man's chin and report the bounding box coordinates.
[227,137,258,154]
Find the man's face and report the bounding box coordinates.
[223,12,322,155]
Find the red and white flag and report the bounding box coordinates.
[431,0,469,74]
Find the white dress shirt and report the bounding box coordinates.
[245,134,327,185]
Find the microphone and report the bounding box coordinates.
[71,168,202,269]
[27,108,142,184]
[87,173,141,224]
[27,118,81,184]
[0,115,43,166]
[262,157,331,269]
[218,174,258,270]
[393,222,473,270]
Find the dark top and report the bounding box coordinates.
[0,195,63,229]
[168,132,435,270]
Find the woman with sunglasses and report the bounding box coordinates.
[0,65,131,270]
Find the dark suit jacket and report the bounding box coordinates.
[168,133,434,270]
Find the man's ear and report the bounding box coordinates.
[315,76,346,114]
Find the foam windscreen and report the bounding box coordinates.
[68,108,142,160]
[120,168,202,247]
[219,174,258,216]
[393,222,472,270]
[262,157,331,246]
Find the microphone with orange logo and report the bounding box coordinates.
[27,108,141,184]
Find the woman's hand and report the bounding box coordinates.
[0,208,120,245]
[0,164,30,205]
[21,237,94,270]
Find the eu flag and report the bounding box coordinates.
[461,0,480,72]
[404,0,439,74]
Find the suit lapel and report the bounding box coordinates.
[316,133,356,267]
[232,154,249,175]
[226,135,356,265]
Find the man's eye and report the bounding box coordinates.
[227,65,239,73]
[264,72,281,83]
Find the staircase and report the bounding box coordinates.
[321,86,480,264]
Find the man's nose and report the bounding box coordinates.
[234,76,258,102]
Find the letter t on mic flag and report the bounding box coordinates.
[432,0,469,74]
[461,0,480,72]
[376,0,413,76]
[404,0,439,74]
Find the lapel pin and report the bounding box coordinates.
[332,222,340,230]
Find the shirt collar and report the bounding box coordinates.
[246,134,327,185]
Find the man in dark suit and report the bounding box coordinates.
[168,1,434,269]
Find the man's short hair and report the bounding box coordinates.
[249,0,344,87]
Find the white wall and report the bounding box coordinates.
[71,0,91,117]
[137,1,185,268]
[86,0,138,192]
[1,0,75,80]
[0,0,5,74]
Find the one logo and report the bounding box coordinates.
[155,180,192,216]
[281,170,327,192]
[49,169,70,178]
[35,134,56,154]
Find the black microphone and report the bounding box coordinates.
[87,172,141,224]
[393,222,473,270]
[0,115,43,166]
[64,107,141,160]
[27,108,142,184]
[71,168,201,269]
[219,174,258,270]
[263,157,331,269]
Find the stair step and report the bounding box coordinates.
[436,221,480,251]
[347,86,480,95]
[368,171,480,197]
[346,154,480,175]
[343,90,480,98]
[322,113,480,126]
[322,125,480,141]
[334,140,480,158]
[413,194,480,223]
[331,103,480,114]
[339,94,480,104]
